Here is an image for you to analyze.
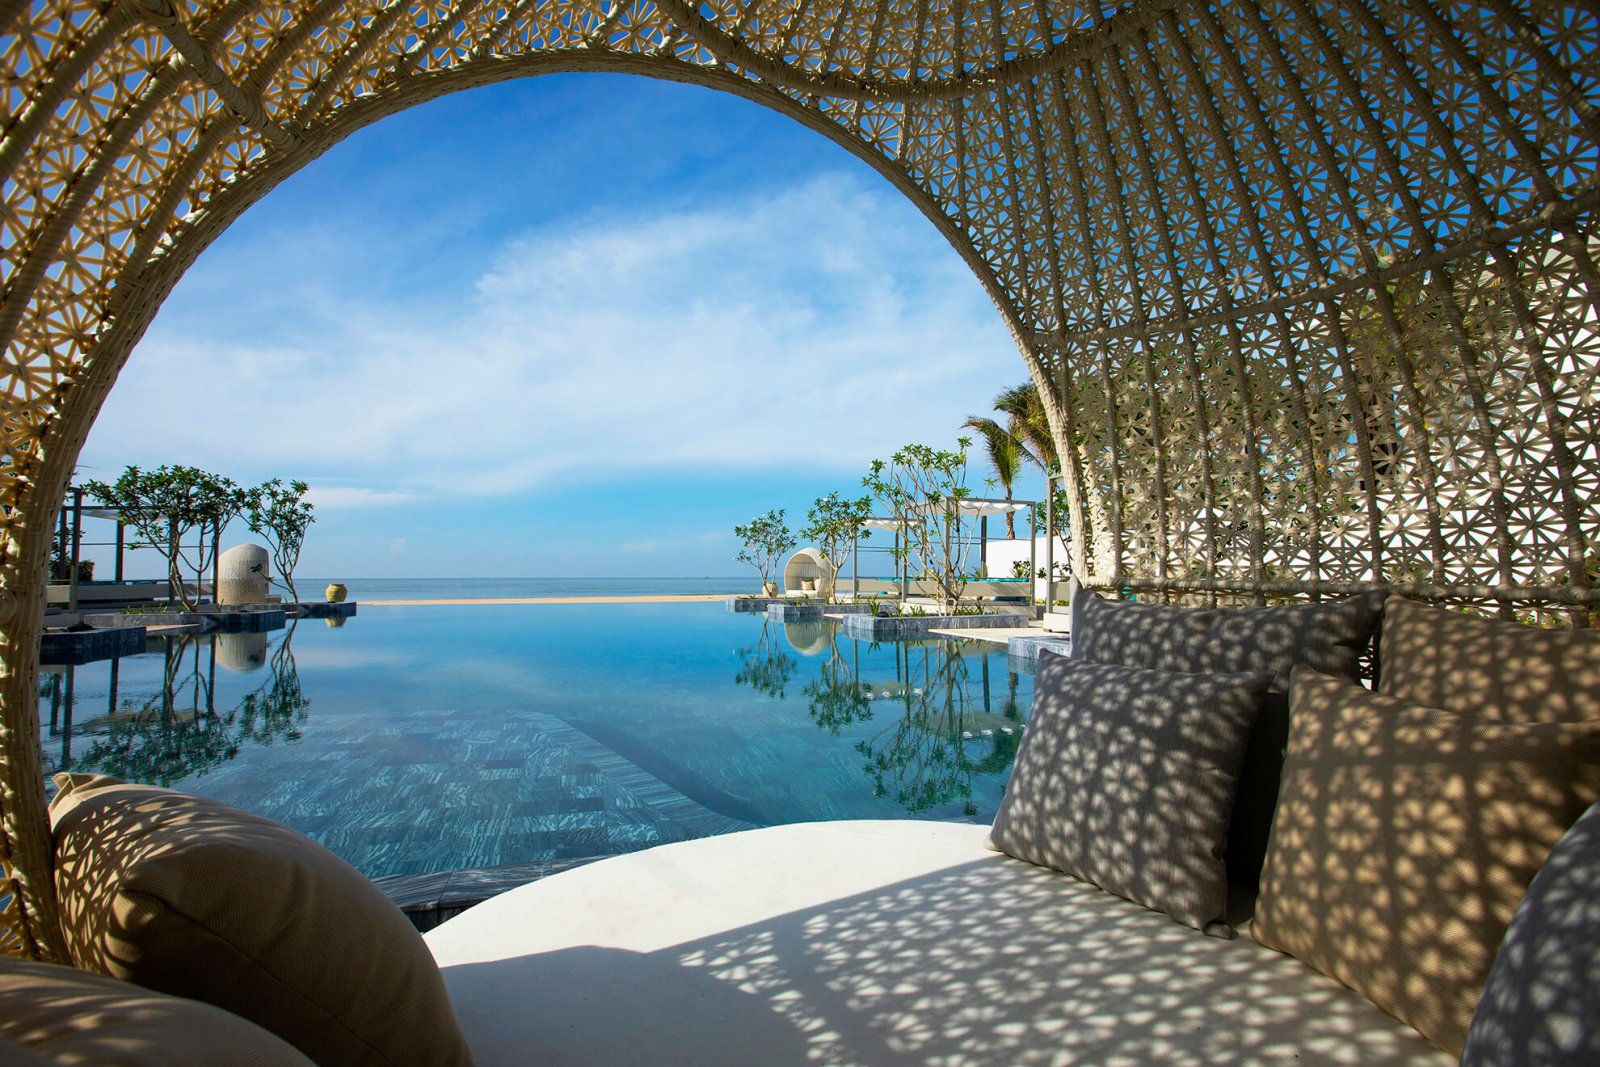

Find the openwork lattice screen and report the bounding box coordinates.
[1,0,1596,959]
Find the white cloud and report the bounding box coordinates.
[80,172,1020,498]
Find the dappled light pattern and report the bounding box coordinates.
[0,954,315,1066]
[1381,596,1600,723]
[431,823,1449,1065]
[989,653,1270,932]
[684,866,1412,1064]
[1070,587,1217,671]
[1067,587,1383,889]
[1463,799,1600,1067]
[1071,586,1382,685]
[1252,668,1600,1055]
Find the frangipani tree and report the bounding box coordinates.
[734,509,796,595]
[84,465,249,611]
[799,492,871,602]
[247,480,315,605]
[863,440,975,607]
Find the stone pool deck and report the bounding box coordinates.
[926,624,1072,665]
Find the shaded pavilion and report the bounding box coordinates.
[1,0,1596,969]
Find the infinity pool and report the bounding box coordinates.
[38,603,1036,879]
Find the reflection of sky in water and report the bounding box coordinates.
[38,605,1035,878]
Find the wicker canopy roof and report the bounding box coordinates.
[1,1,1596,960]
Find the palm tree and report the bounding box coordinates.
[962,414,1025,538]
[991,382,1060,474]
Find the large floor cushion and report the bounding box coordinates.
[426,821,1452,1066]
[49,774,474,1067]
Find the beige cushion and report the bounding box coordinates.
[1252,668,1600,1055]
[1379,595,1600,723]
[0,955,313,1066]
[801,577,818,592]
[49,774,474,1067]
[989,653,1271,933]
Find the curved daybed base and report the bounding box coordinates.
[424,820,1449,1066]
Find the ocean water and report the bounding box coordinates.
[299,576,751,600]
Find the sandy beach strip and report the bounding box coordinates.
[363,593,743,605]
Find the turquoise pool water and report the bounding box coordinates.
[38,604,1035,879]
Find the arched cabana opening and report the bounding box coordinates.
[782,547,833,597]
[2,9,1596,1049]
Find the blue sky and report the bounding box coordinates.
[78,74,1041,579]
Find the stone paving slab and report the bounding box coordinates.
[927,626,1040,646]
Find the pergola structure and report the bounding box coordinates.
[1,1,1596,961]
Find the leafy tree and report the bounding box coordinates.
[247,479,315,603]
[799,492,872,601]
[84,465,249,610]
[734,508,796,592]
[49,539,93,583]
[863,440,975,606]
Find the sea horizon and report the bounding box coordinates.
[298,576,752,602]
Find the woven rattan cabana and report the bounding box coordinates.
[1,2,1596,966]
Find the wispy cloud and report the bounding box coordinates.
[81,171,1019,499]
[307,486,420,510]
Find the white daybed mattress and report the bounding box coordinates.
[425,820,1452,1066]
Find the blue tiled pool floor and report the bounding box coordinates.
[199,708,756,878]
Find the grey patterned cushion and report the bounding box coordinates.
[989,653,1271,933]
[1069,582,1381,687]
[1067,584,1384,889]
[1068,582,1216,672]
[1380,595,1600,723]
[1462,798,1600,1066]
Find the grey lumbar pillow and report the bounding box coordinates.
[988,652,1270,934]
[1067,580,1217,672]
[1069,581,1381,686]
[1462,798,1600,1066]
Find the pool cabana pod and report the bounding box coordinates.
[1,0,1597,971]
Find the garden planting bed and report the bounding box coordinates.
[765,602,876,621]
[38,625,147,665]
[83,608,286,633]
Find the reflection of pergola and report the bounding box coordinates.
[852,496,1054,602]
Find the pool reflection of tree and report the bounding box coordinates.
[734,617,799,699]
[45,624,310,786]
[853,640,1023,816]
[737,619,1026,815]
